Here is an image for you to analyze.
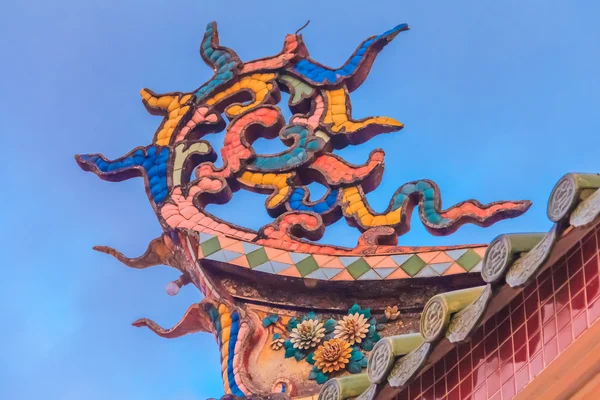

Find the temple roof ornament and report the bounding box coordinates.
[75,21,567,398]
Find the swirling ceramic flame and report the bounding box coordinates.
[76,21,530,250]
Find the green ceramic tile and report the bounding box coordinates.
[200,236,221,257]
[399,255,426,276]
[456,249,481,271]
[295,256,319,277]
[247,247,269,268]
[346,258,371,279]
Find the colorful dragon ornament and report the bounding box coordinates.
[76,22,530,397]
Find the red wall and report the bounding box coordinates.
[395,226,600,400]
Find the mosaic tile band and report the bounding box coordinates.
[75,20,545,398]
[198,233,486,280]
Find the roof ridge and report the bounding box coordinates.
[320,172,600,400]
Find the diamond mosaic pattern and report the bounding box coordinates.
[200,236,221,257]
[246,247,268,268]
[401,255,426,276]
[295,256,320,277]
[455,248,482,271]
[346,258,371,279]
[196,234,486,281]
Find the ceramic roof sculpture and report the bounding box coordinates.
[75,21,542,398]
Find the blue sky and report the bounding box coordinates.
[1,0,599,399]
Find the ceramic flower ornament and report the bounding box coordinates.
[290,319,326,350]
[333,313,370,345]
[313,338,352,374]
[385,305,401,321]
